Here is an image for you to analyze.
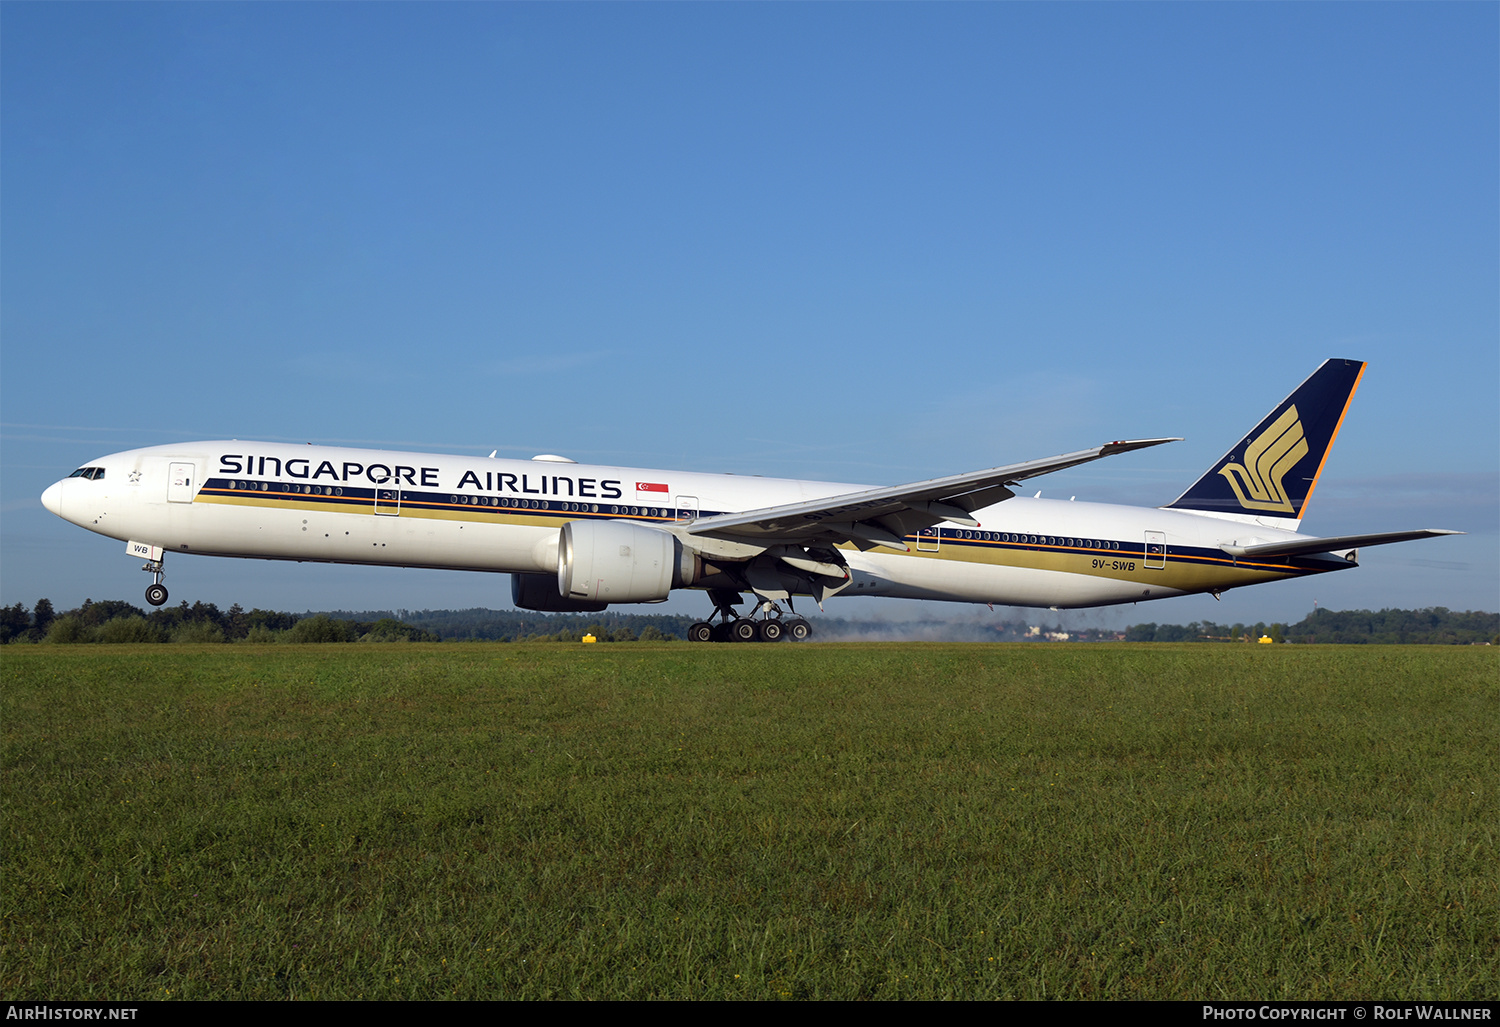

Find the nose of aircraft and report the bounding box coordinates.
[41,480,64,517]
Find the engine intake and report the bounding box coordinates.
[559,519,696,604]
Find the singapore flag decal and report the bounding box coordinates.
[636,482,668,493]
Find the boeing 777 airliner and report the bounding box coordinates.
[40,359,1458,641]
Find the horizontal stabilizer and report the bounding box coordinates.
[1220,529,1463,559]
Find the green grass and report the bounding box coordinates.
[2,643,1495,999]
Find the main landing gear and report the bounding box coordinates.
[687,590,811,643]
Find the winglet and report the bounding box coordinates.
[1101,438,1183,457]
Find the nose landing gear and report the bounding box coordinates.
[143,558,168,606]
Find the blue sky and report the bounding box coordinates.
[3,3,1495,627]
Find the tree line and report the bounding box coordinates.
[0,598,439,645]
[2,598,1493,645]
[1125,607,1497,645]
[0,599,690,645]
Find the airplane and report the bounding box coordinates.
[40,358,1459,642]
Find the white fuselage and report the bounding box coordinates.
[41,441,1352,610]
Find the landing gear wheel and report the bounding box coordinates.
[710,622,733,644]
[730,618,759,643]
[785,618,811,642]
[688,622,714,643]
[757,619,784,643]
[145,583,169,607]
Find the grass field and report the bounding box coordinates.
[2,643,1495,1000]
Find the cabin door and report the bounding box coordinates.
[1144,530,1167,569]
[167,462,197,503]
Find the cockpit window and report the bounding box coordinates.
[67,467,104,480]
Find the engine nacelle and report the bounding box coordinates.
[511,572,608,613]
[558,519,695,604]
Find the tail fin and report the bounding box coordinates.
[1164,358,1365,527]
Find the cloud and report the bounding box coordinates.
[1407,559,1471,572]
[1311,472,1499,532]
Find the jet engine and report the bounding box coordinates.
[558,519,699,604]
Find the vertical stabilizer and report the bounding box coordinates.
[1164,358,1365,527]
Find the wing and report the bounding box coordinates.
[1220,529,1463,560]
[686,438,1180,551]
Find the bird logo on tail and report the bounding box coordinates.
[1216,404,1308,514]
